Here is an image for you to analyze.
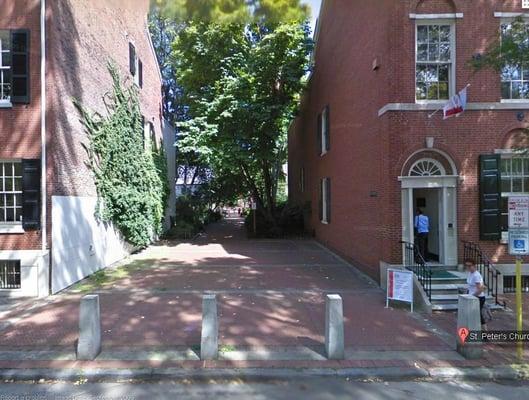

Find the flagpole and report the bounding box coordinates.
[427,84,471,119]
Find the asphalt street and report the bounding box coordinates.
[0,379,528,400]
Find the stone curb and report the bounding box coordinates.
[0,366,526,383]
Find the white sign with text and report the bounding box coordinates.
[386,269,414,312]
[509,196,529,229]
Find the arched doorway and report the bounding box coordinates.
[400,150,459,266]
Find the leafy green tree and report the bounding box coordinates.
[472,17,529,72]
[152,0,309,23]
[173,22,312,223]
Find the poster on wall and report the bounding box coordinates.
[386,269,414,312]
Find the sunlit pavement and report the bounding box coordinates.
[0,216,527,376]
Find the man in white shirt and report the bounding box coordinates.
[414,209,430,261]
[464,259,487,330]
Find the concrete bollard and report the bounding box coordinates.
[201,294,218,360]
[325,294,345,360]
[456,294,482,359]
[77,294,102,361]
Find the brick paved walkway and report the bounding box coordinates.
[0,216,527,371]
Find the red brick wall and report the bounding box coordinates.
[0,0,163,252]
[0,0,42,250]
[289,0,529,280]
[46,0,163,244]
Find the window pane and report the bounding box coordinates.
[0,195,4,206]
[502,177,511,192]
[6,207,14,221]
[513,158,523,175]
[427,65,438,82]
[4,163,13,177]
[523,82,529,99]
[513,177,523,192]
[428,44,439,61]
[13,177,21,191]
[417,44,428,61]
[501,82,511,99]
[5,179,13,192]
[501,158,511,175]
[417,26,428,43]
[416,65,427,82]
[427,83,439,100]
[0,30,10,50]
[13,163,21,176]
[0,207,4,222]
[1,51,10,67]
[438,82,449,99]
[439,65,449,81]
[440,25,451,41]
[429,25,440,42]
[512,82,522,99]
[439,42,450,61]
[524,177,529,192]
[14,194,21,207]
[15,208,22,222]
[416,82,427,100]
[5,195,13,206]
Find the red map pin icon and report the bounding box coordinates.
[458,327,470,344]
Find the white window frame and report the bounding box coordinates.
[321,177,329,224]
[0,160,23,228]
[499,17,529,102]
[0,31,12,107]
[499,154,529,242]
[320,107,328,156]
[415,19,456,104]
[523,0,529,10]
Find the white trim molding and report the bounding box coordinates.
[378,102,529,116]
[409,13,463,19]
[494,12,529,18]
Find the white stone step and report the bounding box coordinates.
[430,284,466,291]
[432,302,505,311]
[431,294,494,302]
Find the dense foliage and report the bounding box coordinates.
[173,22,313,223]
[75,64,169,247]
[152,0,309,24]
[472,17,529,72]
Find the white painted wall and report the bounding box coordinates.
[162,119,176,231]
[0,250,49,298]
[51,196,131,294]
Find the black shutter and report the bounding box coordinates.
[138,59,143,88]
[317,113,322,156]
[326,178,331,223]
[324,105,330,152]
[10,30,30,104]
[129,42,136,75]
[319,179,323,222]
[22,159,40,231]
[479,154,501,241]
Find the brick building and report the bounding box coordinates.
[0,0,175,296]
[288,0,529,296]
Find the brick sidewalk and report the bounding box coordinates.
[0,217,527,373]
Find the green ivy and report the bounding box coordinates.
[74,63,169,247]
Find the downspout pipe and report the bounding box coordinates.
[40,0,48,276]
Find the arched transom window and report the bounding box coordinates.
[409,158,446,177]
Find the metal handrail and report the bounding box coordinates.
[400,240,432,301]
[462,240,506,308]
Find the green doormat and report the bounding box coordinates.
[430,270,459,279]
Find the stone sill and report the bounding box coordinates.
[0,225,25,234]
